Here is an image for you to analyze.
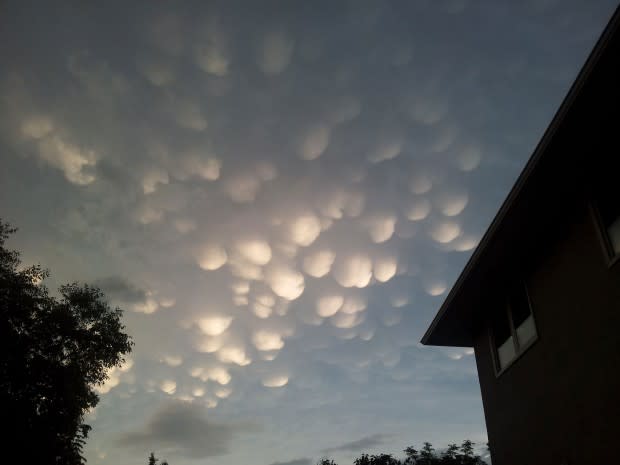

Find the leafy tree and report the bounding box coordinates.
[403,446,419,464]
[418,442,436,465]
[0,220,133,464]
[440,443,459,464]
[148,452,159,465]
[317,459,337,465]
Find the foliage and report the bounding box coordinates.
[320,439,486,465]
[0,220,133,464]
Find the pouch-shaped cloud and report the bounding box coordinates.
[409,96,446,125]
[409,173,433,195]
[142,168,169,194]
[252,302,273,319]
[334,254,372,288]
[367,140,402,163]
[429,221,461,243]
[258,32,294,75]
[373,256,397,283]
[364,213,396,243]
[457,145,482,171]
[340,295,367,314]
[37,136,96,185]
[236,239,272,265]
[198,244,228,271]
[425,280,447,296]
[215,387,232,399]
[316,295,343,317]
[262,374,289,388]
[331,312,364,329]
[452,235,479,252]
[140,60,175,86]
[197,316,232,336]
[327,95,362,124]
[303,249,335,278]
[256,161,278,181]
[195,43,230,76]
[290,213,322,246]
[225,173,261,203]
[162,355,183,367]
[405,198,431,221]
[95,357,133,394]
[265,265,305,300]
[160,380,177,395]
[252,330,285,351]
[434,191,469,216]
[299,124,330,160]
[218,345,251,366]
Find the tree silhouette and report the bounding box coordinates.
[0,220,133,464]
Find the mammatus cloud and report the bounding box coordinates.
[117,401,254,458]
[321,434,391,454]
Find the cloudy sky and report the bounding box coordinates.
[1,1,617,464]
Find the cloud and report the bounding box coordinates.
[117,401,253,458]
[257,32,295,75]
[270,459,312,465]
[94,276,147,304]
[321,434,391,454]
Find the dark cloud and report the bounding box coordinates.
[269,459,312,465]
[117,401,254,458]
[94,276,147,304]
[321,433,391,454]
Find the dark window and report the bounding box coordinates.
[491,282,537,373]
[594,177,620,257]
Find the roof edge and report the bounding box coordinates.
[421,5,620,346]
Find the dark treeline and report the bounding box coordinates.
[318,440,487,465]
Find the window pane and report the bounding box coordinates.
[497,336,516,370]
[516,314,537,347]
[509,283,532,329]
[607,217,620,255]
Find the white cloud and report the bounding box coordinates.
[430,221,461,243]
[340,295,367,314]
[132,298,159,314]
[303,249,335,278]
[218,345,251,366]
[425,281,447,296]
[334,254,373,288]
[225,173,261,203]
[409,174,433,195]
[257,32,294,75]
[21,115,53,139]
[142,168,169,194]
[290,213,322,246]
[160,379,177,395]
[236,239,272,265]
[195,43,230,76]
[198,244,228,271]
[457,145,482,171]
[162,355,183,367]
[373,256,397,283]
[197,316,233,336]
[405,198,431,221]
[252,330,285,351]
[367,140,402,163]
[364,213,396,243]
[435,191,468,216]
[265,265,305,300]
[262,374,289,388]
[331,312,364,329]
[316,295,343,317]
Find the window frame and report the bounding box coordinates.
[488,280,539,377]
[589,201,620,268]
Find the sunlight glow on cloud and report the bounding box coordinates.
[367,140,402,163]
[430,221,461,243]
[373,257,397,283]
[435,191,469,216]
[252,330,285,351]
[364,213,397,243]
[262,374,289,388]
[236,239,272,265]
[198,244,228,271]
[303,250,336,278]
[265,265,305,300]
[37,136,97,185]
[160,379,177,395]
[409,174,433,195]
[405,198,432,221]
[290,214,322,246]
[316,294,344,317]
[457,145,482,171]
[197,316,233,336]
[225,173,261,203]
[334,254,373,288]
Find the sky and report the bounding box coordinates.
[0,1,617,464]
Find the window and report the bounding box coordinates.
[490,282,537,373]
[592,171,620,259]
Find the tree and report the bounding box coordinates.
[0,220,133,464]
[148,452,159,465]
[317,460,337,465]
[418,442,436,465]
[403,446,419,464]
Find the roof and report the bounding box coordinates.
[421,6,620,347]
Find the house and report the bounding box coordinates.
[420,7,620,465]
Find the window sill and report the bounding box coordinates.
[494,335,539,378]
